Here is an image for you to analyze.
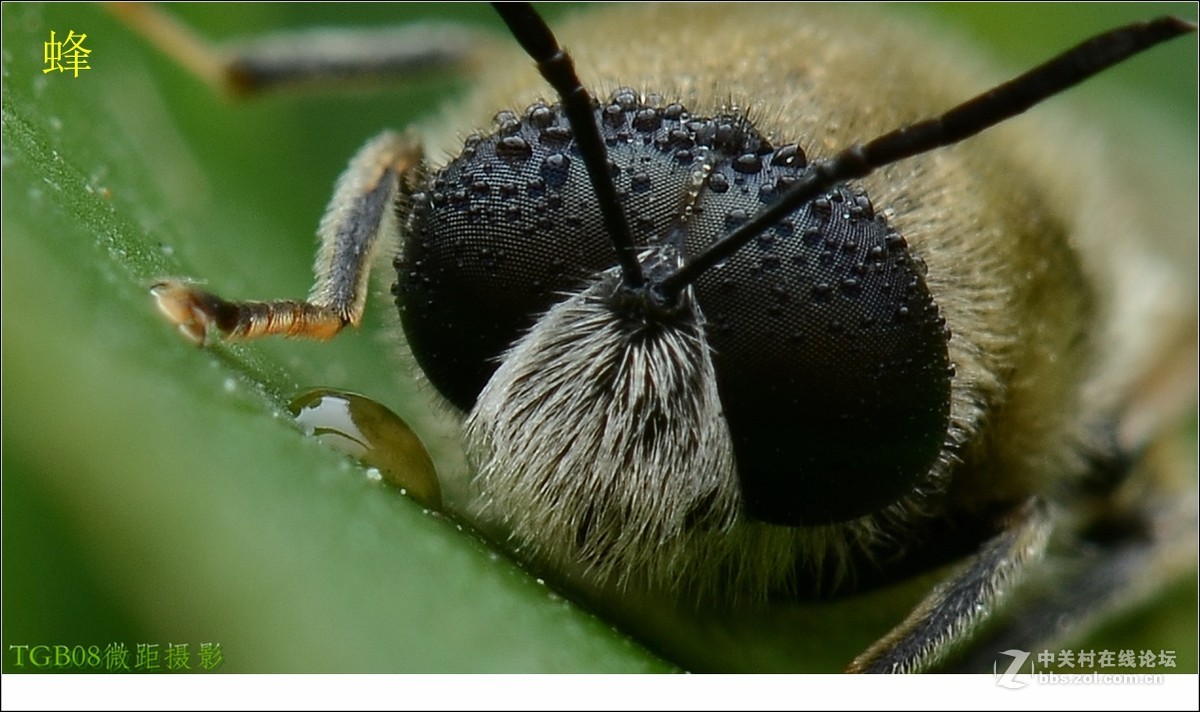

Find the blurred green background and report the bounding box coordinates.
[3,3,1196,674]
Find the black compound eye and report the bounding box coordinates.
[394,90,703,410]
[395,89,952,526]
[688,179,952,525]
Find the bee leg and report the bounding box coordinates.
[944,436,1198,672]
[846,498,1053,674]
[105,3,496,96]
[152,131,421,345]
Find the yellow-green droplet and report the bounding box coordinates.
[289,389,441,509]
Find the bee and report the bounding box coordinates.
[126,3,1197,672]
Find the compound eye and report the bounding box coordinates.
[394,93,731,410]
[393,105,616,410]
[689,175,953,525]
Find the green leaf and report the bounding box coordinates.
[3,2,1195,677]
[2,2,670,674]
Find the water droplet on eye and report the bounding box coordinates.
[632,108,661,131]
[731,153,762,174]
[289,389,441,509]
[527,104,554,128]
[540,152,571,188]
[496,135,532,159]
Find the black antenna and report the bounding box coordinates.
[491,2,645,289]
[658,15,1196,301]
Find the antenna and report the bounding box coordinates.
[491,2,645,289]
[658,16,1195,300]
[493,6,1193,306]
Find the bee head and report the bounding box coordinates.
[395,87,952,526]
